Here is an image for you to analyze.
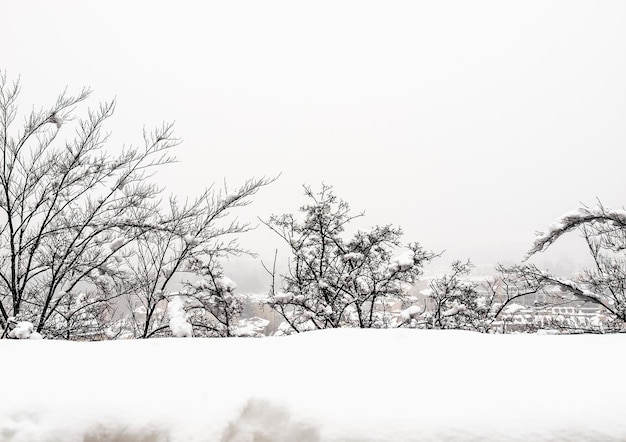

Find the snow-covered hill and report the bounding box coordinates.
[1,329,623,441]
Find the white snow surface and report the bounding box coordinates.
[1,329,625,441]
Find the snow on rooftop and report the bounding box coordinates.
[1,329,624,441]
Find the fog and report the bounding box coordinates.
[3,1,626,291]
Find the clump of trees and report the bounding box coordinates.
[0,72,273,340]
[258,186,578,335]
[259,191,625,335]
[408,202,626,335]
[399,261,551,333]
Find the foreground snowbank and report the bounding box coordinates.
[1,329,624,441]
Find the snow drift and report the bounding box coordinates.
[1,329,624,441]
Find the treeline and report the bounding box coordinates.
[2,74,624,339]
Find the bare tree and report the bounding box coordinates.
[499,202,626,332]
[262,184,436,334]
[117,178,274,338]
[0,72,273,339]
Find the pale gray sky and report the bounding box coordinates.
[3,1,626,290]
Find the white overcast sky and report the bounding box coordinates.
[3,1,626,288]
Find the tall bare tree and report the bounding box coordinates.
[0,72,273,339]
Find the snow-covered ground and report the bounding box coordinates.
[1,329,624,441]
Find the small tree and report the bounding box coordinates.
[262,185,436,334]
